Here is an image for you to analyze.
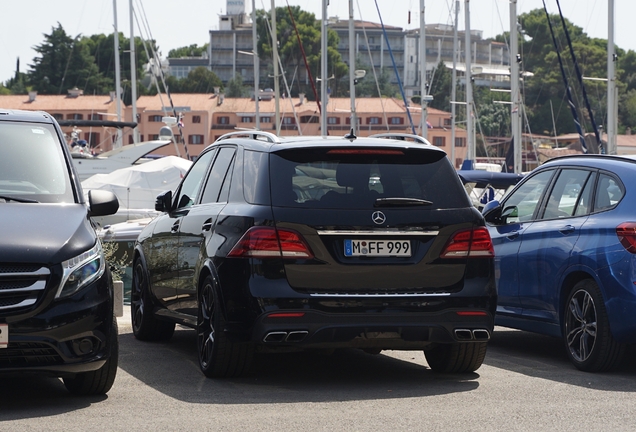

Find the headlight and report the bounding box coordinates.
[56,241,106,299]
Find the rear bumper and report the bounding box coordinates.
[249,303,495,349]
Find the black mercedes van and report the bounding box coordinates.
[0,109,120,395]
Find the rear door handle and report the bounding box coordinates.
[559,225,575,235]
[505,232,519,240]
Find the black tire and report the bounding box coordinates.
[197,275,253,378]
[131,259,175,341]
[424,342,488,373]
[563,279,625,372]
[64,316,118,396]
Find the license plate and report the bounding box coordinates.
[0,323,7,349]
[344,239,411,257]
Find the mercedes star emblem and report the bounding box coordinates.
[372,211,386,225]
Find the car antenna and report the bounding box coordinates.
[344,128,357,141]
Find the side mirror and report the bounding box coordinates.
[481,200,501,224]
[155,190,173,212]
[88,190,119,217]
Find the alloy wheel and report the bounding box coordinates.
[565,288,597,363]
[131,263,146,333]
[197,281,216,370]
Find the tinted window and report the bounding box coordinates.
[243,150,270,205]
[541,169,592,219]
[201,147,236,203]
[270,147,469,209]
[174,149,215,209]
[502,169,554,223]
[593,173,623,212]
[0,121,74,203]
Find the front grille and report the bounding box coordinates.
[0,265,50,313]
[0,342,63,367]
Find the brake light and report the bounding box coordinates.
[326,149,404,155]
[456,311,488,316]
[227,227,314,259]
[267,312,306,318]
[440,227,494,258]
[616,222,636,253]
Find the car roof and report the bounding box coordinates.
[0,108,56,124]
[540,153,636,169]
[211,130,447,154]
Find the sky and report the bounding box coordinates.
[1,0,632,84]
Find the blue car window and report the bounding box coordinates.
[574,173,595,216]
[541,169,592,219]
[593,174,623,212]
[502,169,554,223]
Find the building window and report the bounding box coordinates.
[282,117,295,125]
[241,116,253,123]
[67,113,83,120]
[346,117,361,125]
[217,116,230,124]
[367,117,381,125]
[52,113,63,121]
[188,135,204,144]
[389,117,404,125]
[444,118,451,126]
[455,137,466,147]
[433,136,446,147]
[260,116,271,123]
[300,115,318,123]
[149,115,162,122]
[327,117,340,125]
[89,113,103,120]
[85,132,100,147]
[192,115,201,123]
[149,134,159,140]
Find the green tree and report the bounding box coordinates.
[28,24,107,94]
[353,57,398,98]
[168,44,209,58]
[428,61,452,111]
[226,74,247,97]
[256,6,348,99]
[161,67,223,94]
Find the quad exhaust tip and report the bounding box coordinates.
[263,331,308,343]
[454,328,490,341]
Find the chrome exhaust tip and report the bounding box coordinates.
[472,329,491,341]
[454,329,474,341]
[285,331,308,342]
[263,331,288,343]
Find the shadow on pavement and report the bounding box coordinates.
[485,327,636,391]
[116,327,480,404]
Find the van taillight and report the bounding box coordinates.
[227,227,314,259]
[440,227,494,258]
[616,222,636,253]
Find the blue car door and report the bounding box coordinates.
[517,169,594,324]
[489,169,556,316]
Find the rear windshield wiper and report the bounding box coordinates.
[374,197,432,207]
[0,195,39,203]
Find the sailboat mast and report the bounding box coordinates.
[253,0,260,130]
[113,0,123,149]
[321,0,328,137]
[349,0,357,133]
[271,1,281,135]
[451,0,459,168]
[607,0,617,155]
[464,0,475,161]
[129,0,139,143]
[419,0,427,140]
[510,0,522,173]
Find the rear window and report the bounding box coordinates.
[0,121,74,203]
[270,147,470,209]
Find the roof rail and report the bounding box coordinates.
[368,133,431,145]
[215,130,281,143]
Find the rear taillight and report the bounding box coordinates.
[227,227,314,259]
[440,227,494,258]
[616,222,636,253]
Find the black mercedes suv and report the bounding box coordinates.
[0,109,120,395]
[132,131,496,377]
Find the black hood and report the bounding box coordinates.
[0,204,96,265]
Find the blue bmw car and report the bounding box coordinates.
[482,154,636,372]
